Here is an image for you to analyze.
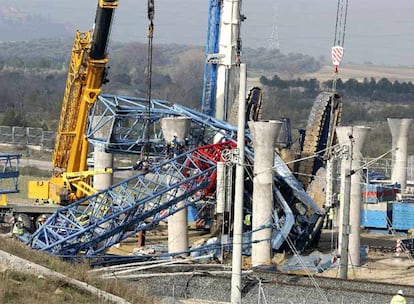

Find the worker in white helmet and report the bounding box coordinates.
[390,289,406,304]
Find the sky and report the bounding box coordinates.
[7,0,414,67]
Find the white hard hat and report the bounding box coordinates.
[397,290,404,295]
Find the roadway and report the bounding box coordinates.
[20,158,52,171]
[19,158,135,180]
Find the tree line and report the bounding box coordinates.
[259,75,414,157]
[0,39,324,129]
[260,75,414,102]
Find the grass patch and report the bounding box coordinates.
[19,166,50,177]
[1,272,99,304]
[0,237,154,303]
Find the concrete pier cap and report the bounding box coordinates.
[335,125,371,150]
[388,118,412,138]
[161,117,191,143]
[388,118,412,192]
[248,120,284,147]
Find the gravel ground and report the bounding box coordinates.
[114,229,413,303]
[129,272,399,304]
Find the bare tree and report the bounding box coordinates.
[166,48,204,109]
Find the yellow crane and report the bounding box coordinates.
[28,0,118,205]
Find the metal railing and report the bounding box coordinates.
[0,126,55,149]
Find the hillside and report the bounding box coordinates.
[248,63,414,94]
[0,237,152,303]
[304,64,414,83]
[0,38,413,157]
[5,0,414,67]
[0,6,70,41]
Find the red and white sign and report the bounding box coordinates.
[331,46,344,66]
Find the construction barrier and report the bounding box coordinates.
[395,239,401,257]
[0,126,55,149]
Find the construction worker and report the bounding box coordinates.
[35,215,47,229]
[390,290,406,304]
[12,220,24,237]
[325,207,334,229]
[243,211,252,232]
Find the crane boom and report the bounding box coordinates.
[30,0,118,204]
[201,0,221,116]
[215,0,243,121]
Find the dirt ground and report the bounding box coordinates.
[318,229,414,285]
[107,226,414,286]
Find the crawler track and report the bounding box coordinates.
[298,92,342,189]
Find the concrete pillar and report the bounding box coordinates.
[249,120,283,267]
[93,145,113,191]
[161,117,191,255]
[336,127,351,249]
[348,126,370,267]
[388,118,412,193]
[336,126,370,267]
[92,116,113,191]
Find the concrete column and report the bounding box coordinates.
[92,116,113,191]
[348,126,370,267]
[93,145,113,191]
[388,118,412,193]
[336,127,351,249]
[336,126,370,267]
[249,120,283,267]
[161,117,191,255]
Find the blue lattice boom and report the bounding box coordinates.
[28,142,234,256]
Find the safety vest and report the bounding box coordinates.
[12,222,24,236]
[243,214,252,226]
[328,208,334,220]
[390,294,407,304]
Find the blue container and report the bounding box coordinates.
[392,202,414,230]
[362,183,397,203]
[361,210,388,228]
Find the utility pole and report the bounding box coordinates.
[339,134,353,279]
[339,167,351,279]
[231,63,246,304]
